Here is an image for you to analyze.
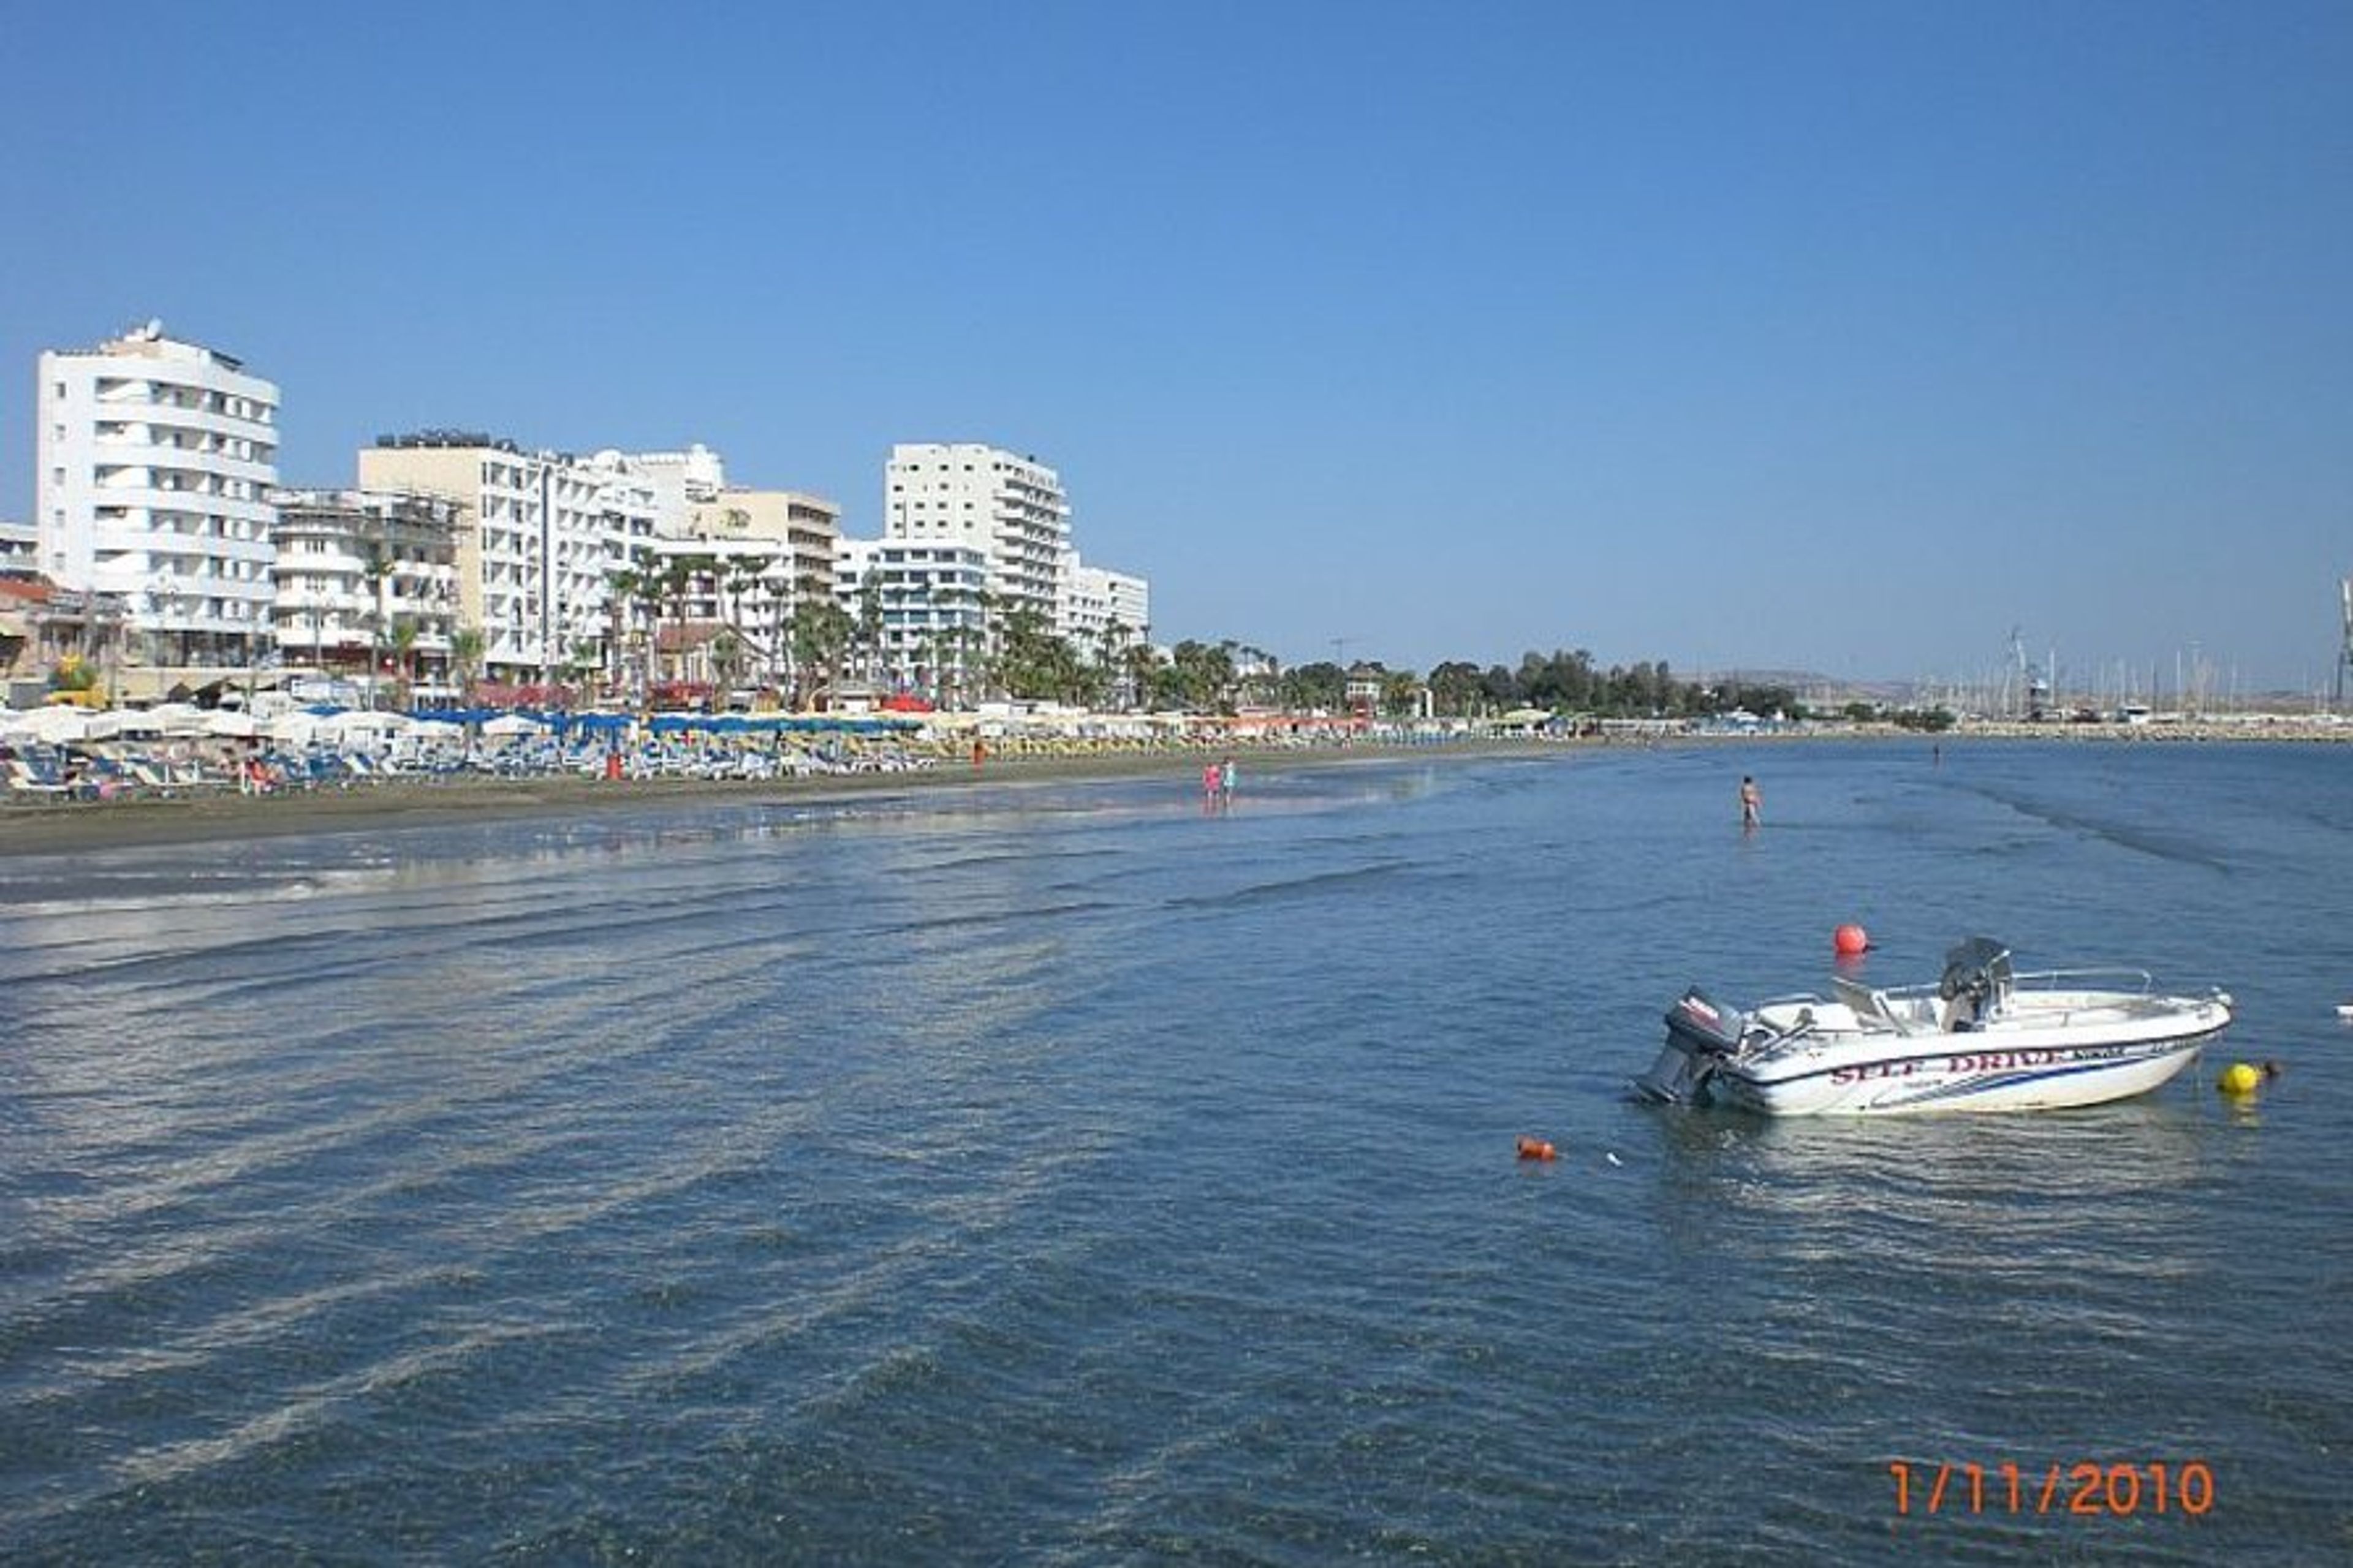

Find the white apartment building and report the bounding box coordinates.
[36,322,280,667]
[358,434,657,687]
[632,442,728,533]
[884,443,1069,626]
[838,536,990,705]
[269,488,466,698]
[1061,556,1151,658]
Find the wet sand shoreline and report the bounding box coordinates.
[0,742,1564,857]
[7,719,2346,858]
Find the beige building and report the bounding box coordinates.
[630,489,841,700]
[358,433,657,687]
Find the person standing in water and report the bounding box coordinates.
[1739,774,1762,829]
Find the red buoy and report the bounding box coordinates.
[1515,1136,1558,1162]
[1833,923,1870,956]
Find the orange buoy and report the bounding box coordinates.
[1515,1136,1557,1162]
[1833,923,1870,956]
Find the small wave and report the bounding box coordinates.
[1959,783,2233,874]
[1169,858,1419,909]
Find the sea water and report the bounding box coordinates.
[1,741,2346,1563]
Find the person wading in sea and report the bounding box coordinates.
[1740,774,1762,830]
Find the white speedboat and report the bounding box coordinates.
[1634,937,2232,1116]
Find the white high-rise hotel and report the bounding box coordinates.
[36,322,280,667]
[884,444,1069,623]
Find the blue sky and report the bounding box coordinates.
[6,1,2348,694]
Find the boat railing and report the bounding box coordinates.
[2009,965,2156,996]
[1876,965,2154,1002]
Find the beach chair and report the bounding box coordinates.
[4,757,70,800]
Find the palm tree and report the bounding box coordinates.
[1124,641,1165,712]
[854,569,886,692]
[721,558,763,641]
[358,537,393,708]
[605,564,648,700]
[787,600,854,711]
[710,629,746,704]
[388,616,420,711]
[449,626,486,707]
[1094,618,1131,710]
[656,556,700,686]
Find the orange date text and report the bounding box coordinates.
[1887,1459,2214,1518]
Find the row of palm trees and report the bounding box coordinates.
[593,559,1158,713]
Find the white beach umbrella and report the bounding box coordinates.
[205,710,261,739]
[264,711,326,746]
[144,702,211,738]
[16,705,94,744]
[325,710,410,741]
[482,713,547,738]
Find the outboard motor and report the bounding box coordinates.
[1634,988,1751,1105]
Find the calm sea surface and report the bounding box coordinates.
[2,740,2348,1564]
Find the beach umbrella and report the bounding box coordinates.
[17,705,94,744]
[204,710,260,739]
[143,702,211,738]
[327,710,411,740]
[264,711,325,746]
[482,713,547,738]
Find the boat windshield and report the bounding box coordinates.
[1939,937,2013,1004]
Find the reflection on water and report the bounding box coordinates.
[1,743,2348,1561]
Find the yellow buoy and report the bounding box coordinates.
[2217,1062,2261,1096]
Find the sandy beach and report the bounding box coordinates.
[10,716,2346,859]
[0,740,1561,858]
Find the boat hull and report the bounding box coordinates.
[1705,1006,2229,1116]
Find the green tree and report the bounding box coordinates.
[1167,640,1237,713]
[854,570,887,691]
[449,626,486,706]
[388,616,421,710]
[1280,661,1345,713]
[789,599,854,710]
[710,629,746,702]
[997,604,1091,703]
[1124,642,1167,711]
[358,537,393,708]
[1427,660,1487,718]
[1380,668,1422,719]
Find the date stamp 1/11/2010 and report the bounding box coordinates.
[1888,1460,2215,1519]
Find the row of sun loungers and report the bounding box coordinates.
[1,737,938,805]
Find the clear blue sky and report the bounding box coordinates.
[6,1,2348,695]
